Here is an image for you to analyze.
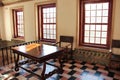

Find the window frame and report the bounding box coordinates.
[12,8,24,38]
[79,0,113,49]
[37,3,56,42]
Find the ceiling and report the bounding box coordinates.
[0,0,32,6]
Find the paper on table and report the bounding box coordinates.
[26,43,40,51]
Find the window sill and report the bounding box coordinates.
[12,37,25,42]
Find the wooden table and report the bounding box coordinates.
[12,43,65,80]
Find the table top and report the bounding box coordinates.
[12,43,64,60]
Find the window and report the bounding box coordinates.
[38,3,56,42]
[79,0,113,49]
[12,9,24,38]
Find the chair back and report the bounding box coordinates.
[59,35,74,49]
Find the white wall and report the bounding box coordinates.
[0,7,5,39]
[1,0,120,49]
[2,1,36,41]
[57,0,77,47]
[112,0,120,40]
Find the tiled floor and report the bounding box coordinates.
[0,60,120,80]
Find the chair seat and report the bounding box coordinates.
[111,54,120,62]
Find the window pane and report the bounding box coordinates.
[90,25,95,30]
[85,4,90,10]
[102,25,108,31]
[96,25,101,31]
[41,5,56,40]
[85,31,89,36]
[97,3,102,10]
[102,32,107,37]
[85,11,90,16]
[103,10,108,16]
[91,11,96,17]
[91,4,96,10]
[101,38,106,44]
[103,3,109,9]
[84,37,89,43]
[91,17,95,23]
[97,10,102,16]
[80,0,112,48]
[96,31,101,37]
[85,17,90,23]
[95,38,100,44]
[96,17,102,23]
[16,11,24,37]
[102,17,108,23]
[85,25,90,30]
[90,31,95,37]
[90,38,94,43]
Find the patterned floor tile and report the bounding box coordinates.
[0,60,120,80]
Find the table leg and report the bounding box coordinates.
[14,54,19,71]
[58,56,63,73]
[41,62,46,80]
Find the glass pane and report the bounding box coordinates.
[96,17,102,23]
[102,17,108,23]
[90,25,95,30]
[96,31,101,37]
[96,25,101,31]
[54,18,56,23]
[84,37,89,43]
[54,30,56,34]
[46,25,49,29]
[85,11,90,16]
[46,8,49,13]
[46,19,49,23]
[97,10,102,16]
[90,31,95,37]
[50,8,53,12]
[47,14,49,18]
[85,31,89,36]
[95,38,100,44]
[43,14,46,18]
[85,25,90,30]
[43,24,46,28]
[43,8,47,13]
[102,32,107,37]
[43,19,46,23]
[50,30,53,34]
[43,30,46,33]
[50,13,54,18]
[91,4,96,10]
[103,3,109,9]
[43,34,46,38]
[50,19,53,23]
[91,11,96,17]
[85,17,90,23]
[97,3,102,10]
[90,38,94,43]
[42,6,56,40]
[102,25,108,31]
[103,10,108,16]
[85,4,90,10]
[53,13,56,17]
[53,7,56,12]
[101,38,106,44]
[91,17,95,23]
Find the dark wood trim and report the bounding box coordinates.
[79,0,113,49]
[37,3,56,42]
[12,9,24,38]
[37,6,40,40]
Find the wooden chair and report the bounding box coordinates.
[109,40,120,70]
[54,35,74,60]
